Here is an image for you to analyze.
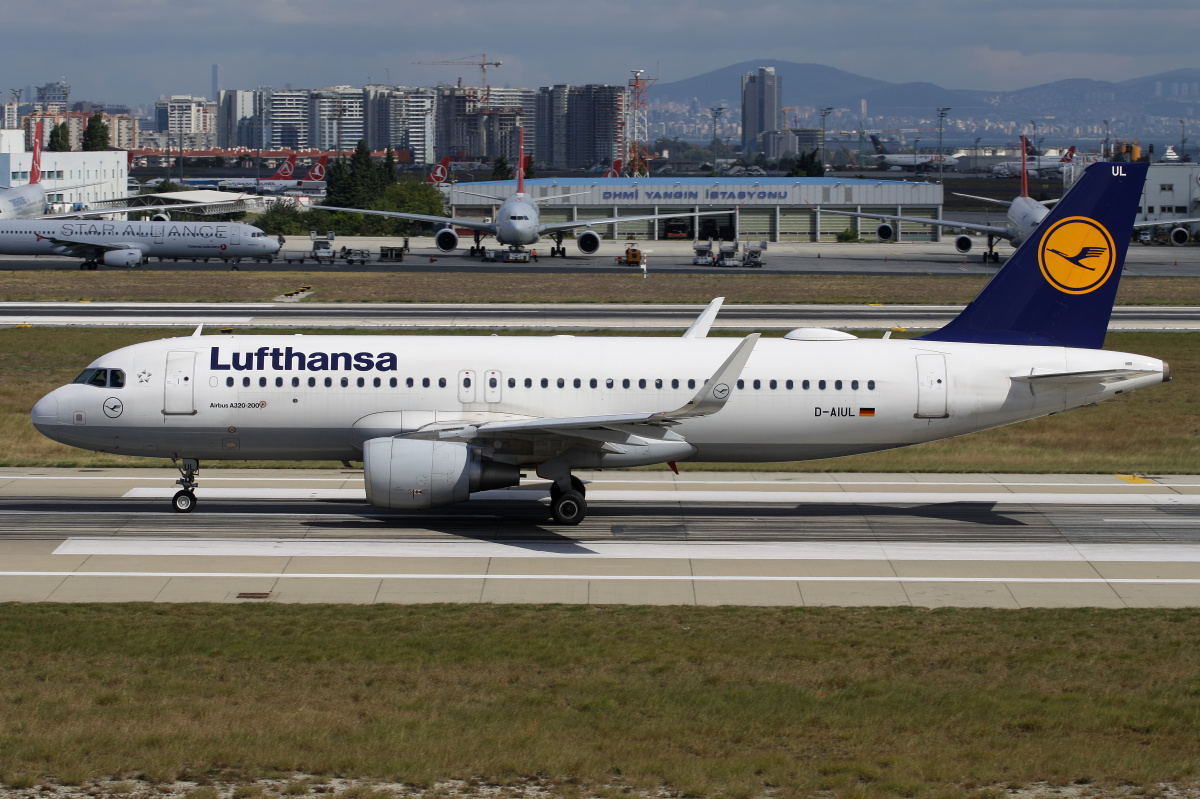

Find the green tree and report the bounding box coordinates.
[81,113,109,151]
[379,146,397,187]
[255,199,310,236]
[491,155,513,181]
[46,122,71,152]
[522,156,536,180]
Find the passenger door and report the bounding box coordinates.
[163,351,197,415]
[458,370,477,404]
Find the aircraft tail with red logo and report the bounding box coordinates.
[427,156,452,185]
[29,120,42,185]
[267,153,297,181]
[604,159,624,178]
[1060,146,1076,163]
[303,155,328,182]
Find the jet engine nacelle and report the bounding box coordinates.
[576,229,602,254]
[102,249,143,268]
[434,228,460,253]
[362,438,521,510]
[150,212,170,222]
[876,223,895,242]
[954,234,973,254]
[1171,227,1191,245]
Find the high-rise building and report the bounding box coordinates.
[36,81,70,114]
[363,86,438,163]
[536,85,571,168]
[565,85,625,169]
[217,89,257,149]
[740,66,780,151]
[255,88,310,150]
[155,94,218,148]
[310,86,364,152]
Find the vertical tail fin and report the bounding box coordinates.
[304,155,328,181]
[268,153,296,181]
[517,126,525,194]
[1060,146,1076,163]
[604,159,624,178]
[919,162,1148,349]
[869,135,887,154]
[427,156,451,184]
[29,120,42,185]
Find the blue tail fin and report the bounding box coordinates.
[919,161,1147,349]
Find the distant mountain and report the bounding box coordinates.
[653,60,889,109]
[652,61,1200,131]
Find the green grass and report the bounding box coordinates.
[1,605,1199,797]
[0,327,1194,472]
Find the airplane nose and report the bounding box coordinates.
[31,391,58,433]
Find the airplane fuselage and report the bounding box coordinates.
[32,333,1164,465]
[0,219,280,261]
[493,193,541,246]
[0,184,47,220]
[1005,195,1051,246]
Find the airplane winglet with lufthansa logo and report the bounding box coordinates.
[920,161,1148,350]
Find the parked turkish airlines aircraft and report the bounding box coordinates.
[316,130,729,257]
[993,146,1076,178]
[33,162,1168,524]
[427,157,452,185]
[0,219,279,268]
[218,154,300,190]
[868,135,958,170]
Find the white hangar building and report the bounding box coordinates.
[442,176,945,242]
[0,129,128,211]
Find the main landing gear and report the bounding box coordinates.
[79,260,98,270]
[171,457,199,513]
[982,234,1001,263]
[542,464,588,525]
[468,232,485,256]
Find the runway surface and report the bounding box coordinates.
[4,301,1200,331]
[3,468,1200,607]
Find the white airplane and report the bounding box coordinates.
[0,218,280,269]
[314,129,730,258]
[819,137,1197,260]
[869,135,958,171]
[33,161,1170,525]
[993,146,1076,178]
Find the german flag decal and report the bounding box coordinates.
[859,408,876,417]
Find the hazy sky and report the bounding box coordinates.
[5,0,1198,106]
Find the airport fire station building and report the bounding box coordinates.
[443,176,945,242]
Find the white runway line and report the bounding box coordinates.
[120,487,1200,505]
[6,570,1200,584]
[53,538,1200,562]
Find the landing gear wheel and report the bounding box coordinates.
[172,490,196,513]
[549,476,586,502]
[550,490,586,525]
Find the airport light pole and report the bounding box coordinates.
[819,107,833,169]
[1030,120,1038,154]
[1181,120,1187,162]
[974,137,981,174]
[936,107,950,183]
[1103,119,1109,158]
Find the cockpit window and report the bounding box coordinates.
[72,368,124,388]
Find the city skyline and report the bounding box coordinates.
[3,0,1198,105]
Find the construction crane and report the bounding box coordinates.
[782,105,803,129]
[413,54,502,104]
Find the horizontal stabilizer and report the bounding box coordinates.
[1011,367,1160,385]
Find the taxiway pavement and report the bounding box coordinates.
[2,468,1199,608]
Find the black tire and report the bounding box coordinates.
[570,475,586,497]
[172,490,196,513]
[550,490,586,525]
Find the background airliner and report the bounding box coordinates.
[869,135,958,171]
[0,219,279,268]
[32,161,1168,525]
[315,129,729,257]
[993,146,1075,178]
[822,138,1200,260]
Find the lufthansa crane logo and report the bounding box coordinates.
[1038,216,1116,295]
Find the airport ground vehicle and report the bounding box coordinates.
[281,232,336,265]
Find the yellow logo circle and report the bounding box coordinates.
[1038,216,1116,295]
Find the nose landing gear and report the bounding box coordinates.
[171,456,199,513]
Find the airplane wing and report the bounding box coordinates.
[33,233,143,260]
[1132,218,1200,228]
[401,334,759,444]
[682,297,724,339]
[814,207,1016,240]
[952,193,1013,207]
[308,205,496,234]
[540,208,732,236]
[36,199,246,219]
